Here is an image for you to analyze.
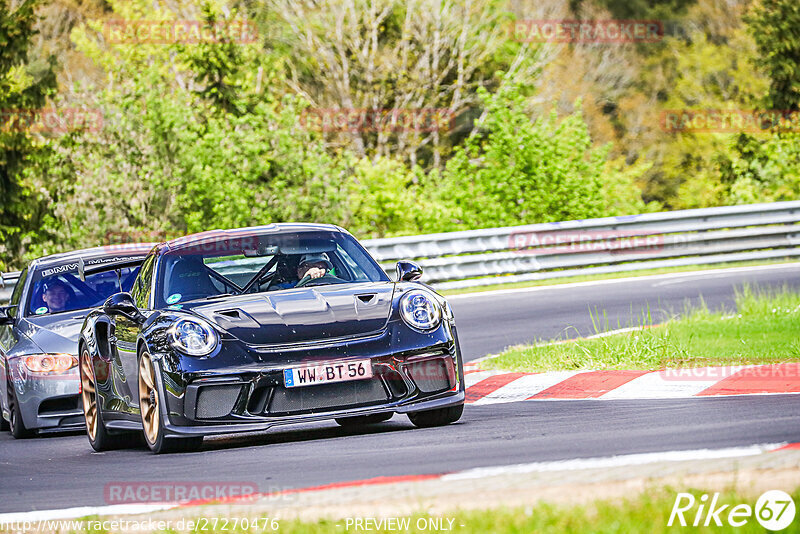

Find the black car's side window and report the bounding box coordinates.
[8,267,28,318]
[131,255,155,310]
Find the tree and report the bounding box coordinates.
[747,0,800,112]
[264,0,548,171]
[431,86,647,230]
[0,0,58,270]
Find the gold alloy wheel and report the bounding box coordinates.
[80,350,98,441]
[138,353,160,445]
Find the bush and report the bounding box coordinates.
[433,87,647,230]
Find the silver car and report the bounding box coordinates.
[0,245,153,438]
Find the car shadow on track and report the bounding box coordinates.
[198,418,420,453]
[29,428,86,439]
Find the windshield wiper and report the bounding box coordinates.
[205,293,235,300]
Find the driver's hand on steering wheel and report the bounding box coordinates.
[305,267,326,279]
[297,261,329,281]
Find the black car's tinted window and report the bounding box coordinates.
[131,254,156,309]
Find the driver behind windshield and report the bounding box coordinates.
[296,253,332,283]
[42,280,71,314]
[272,253,334,290]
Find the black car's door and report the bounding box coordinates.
[111,255,155,414]
[112,314,141,411]
[0,267,28,418]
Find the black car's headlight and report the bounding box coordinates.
[168,318,219,356]
[400,290,442,330]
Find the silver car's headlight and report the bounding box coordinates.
[22,353,78,374]
[168,318,218,356]
[399,290,442,331]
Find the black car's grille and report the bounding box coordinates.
[195,385,244,419]
[406,358,453,393]
[265,378,389,416]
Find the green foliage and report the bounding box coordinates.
[747,0,800,112]
[0,0,711,268]
[0,0,58,271]
[715,132,800,204]
[601,157,660,216]
[342,157,424,238]
[641,23,768,207]
[50,47,349,248]
[435,87,640,228]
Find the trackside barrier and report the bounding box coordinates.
[1,202,798,301]
[361,201,800,290]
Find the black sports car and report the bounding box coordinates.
[0,245,152,438]
[78,224,465,453]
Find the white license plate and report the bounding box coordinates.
[283,359,373,388]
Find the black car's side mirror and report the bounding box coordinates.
[104,292,145,324]
[395,260,423,282]
[0,305,15,326]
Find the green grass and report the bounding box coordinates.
[73,485,799,533]
[484,286,800,373]
[439,259,795,296]
[272,487,800,533]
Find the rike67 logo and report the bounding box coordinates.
[669,490,796,531]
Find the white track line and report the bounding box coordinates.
[440,443,788,480]
[598,372,720,399]
[464,369,507,388]
[473,371,581,405]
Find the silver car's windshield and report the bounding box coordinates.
[26,265,140,317]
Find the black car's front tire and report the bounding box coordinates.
[80,349,134,451]
[138,351,202,454]
[408,403,464,428]
[335,413,393,427]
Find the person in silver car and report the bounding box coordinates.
[0,245,153,438]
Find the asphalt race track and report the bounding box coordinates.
[1,264,799,514]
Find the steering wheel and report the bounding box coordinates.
[294,273,345,288]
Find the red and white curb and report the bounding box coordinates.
[2,443,798,523]
[463,363,800,404]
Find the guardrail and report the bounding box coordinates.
[0,271,20,304]
[1,201,798,303]
[362,201,800,290]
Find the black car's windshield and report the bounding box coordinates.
[157,229,389,307]
[26,263,141,317]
